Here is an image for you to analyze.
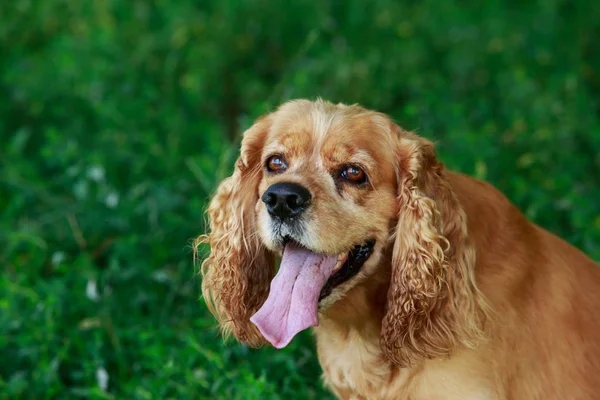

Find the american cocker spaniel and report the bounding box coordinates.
[197,99,600,400]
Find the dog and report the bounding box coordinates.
[197,99,600,399]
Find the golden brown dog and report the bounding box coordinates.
[197,99,600,399]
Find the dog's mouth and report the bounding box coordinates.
[318,239,376,301]
[250,237,375,349]
[279,237,376,302]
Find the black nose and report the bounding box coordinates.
[262,182,312,220]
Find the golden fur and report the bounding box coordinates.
[197,99,600,399]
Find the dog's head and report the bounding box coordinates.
[198,99,485,366]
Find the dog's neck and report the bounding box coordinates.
[314,259,413,398]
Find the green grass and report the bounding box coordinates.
[1,0,599,398]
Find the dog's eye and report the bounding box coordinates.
[266,155,287,173]
[341,165,367,184]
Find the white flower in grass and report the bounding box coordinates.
[86,280,100,302]
[105,192,119,208]
[51,251,65,266]
[87,165,105,182]
[73,180,89,200]
[96,367,109,391]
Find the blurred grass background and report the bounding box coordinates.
[1,0,599,399]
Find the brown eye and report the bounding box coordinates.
[341,165,367,184]
[267,155,287,173]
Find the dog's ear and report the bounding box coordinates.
[381,128,487,366]
[197,116,274,347]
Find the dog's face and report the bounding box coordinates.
[200,99,485,365]
[254,101,399,308]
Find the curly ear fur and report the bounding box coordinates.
[381,130,487,366]
[196,117,274,346]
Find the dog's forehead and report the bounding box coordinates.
[265,102,395,167]
[320,118,390,165]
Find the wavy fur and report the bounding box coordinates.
[196,117,274,346]
[381,131,487,366]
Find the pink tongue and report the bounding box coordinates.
[250,242,338,349]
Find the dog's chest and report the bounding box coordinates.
[316,328,406,399]
[315,328,496,400]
